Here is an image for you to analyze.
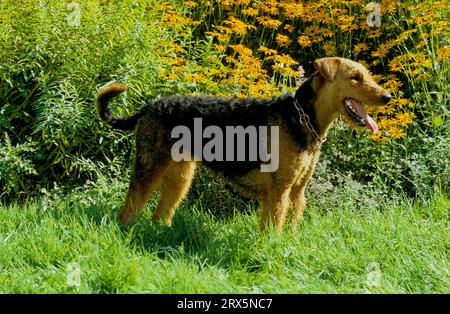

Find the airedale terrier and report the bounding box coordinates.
[96,57,391,233]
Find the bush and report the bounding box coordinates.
[0,0,172,197]
[0,0,448,200]
[0,133,37,196]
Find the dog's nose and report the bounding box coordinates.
[382,93,392,104]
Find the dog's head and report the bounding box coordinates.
[313,57,391,134]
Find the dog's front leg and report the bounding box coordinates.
[288,154,318,230]
[288,184,307,231]
[259,188,291,234]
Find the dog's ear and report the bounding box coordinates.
[314,58,341,82]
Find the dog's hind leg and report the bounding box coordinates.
[118,122,171,226]
[152,161,196,225]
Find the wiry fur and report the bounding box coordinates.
[96,57,391,233]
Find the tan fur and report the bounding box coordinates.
[105,57,390,234]
[151,160,197,224]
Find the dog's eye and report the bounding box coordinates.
[350,75,361,82]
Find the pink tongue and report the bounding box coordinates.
[365,115,378,134]
[351,99,378,134]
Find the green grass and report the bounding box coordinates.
[0,177,448,294]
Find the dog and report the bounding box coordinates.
[96,57,391,233]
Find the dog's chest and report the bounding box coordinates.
[283,146,322,188]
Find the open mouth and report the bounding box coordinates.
[344,98,378,134]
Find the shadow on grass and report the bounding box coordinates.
[46,184,262,271]
[47,172,271,271]
[125,198,262,270]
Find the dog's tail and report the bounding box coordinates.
[96,82,140,131]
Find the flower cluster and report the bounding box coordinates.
[156,0,449,141]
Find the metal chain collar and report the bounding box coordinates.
[293,97,327,150]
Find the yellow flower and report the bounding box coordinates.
[275,34,292,48]
[376,117,392,129]
[367,30,382,38]
[284,24,295,33]
[184,1,198,8]
[216,26,233,34]
[382,0,398,14]
[257,16,282,29]
[168,42,186,54]
[322,42,336,56]
[353,43,369,54]
[404,68,421,76]
[372,59,381,66]
[389,98,412,108]
[395,29,417,45]
[184,73,206,82]
[242,8,258,17]
[382,75,403,93]
[416,41,427,49]
[414,73,431,82]
[225,55,237,65]
[281,2,303,19]
[224,17,256,36]
[419,33,429,40]
[337,15,356,32]
[297,35,312,47]
[305,25,322,38]
[218,0,234,9]
[331,7,348,15]
[413,15,427,24]
[235,0,251,5]
[395,112,415,124]
[321,28,334,38]
[272,54,298,67]
[258,46,278,56]
[161,72,177,81]
[437,45,450,61]
[214,44,226,52]
[373,105,396,115]
[254,1,279,16]
[388,127,406,139]
[158,2,173,10]
[371,46,390,59]
[229,44,252,56]
[409,53,432,67]
[389,58,403,72]
[168,56,186,65]
[206,31,231,43]
[370,131,384,142]
[271,54,299,78]
[372,106,388,114]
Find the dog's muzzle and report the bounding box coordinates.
[344,98,378,134]
[382,93,392,104]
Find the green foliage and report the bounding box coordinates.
[0,0,448,200]
[320,119,450,199]
[0,0,170,197]
[0,134,37,195]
